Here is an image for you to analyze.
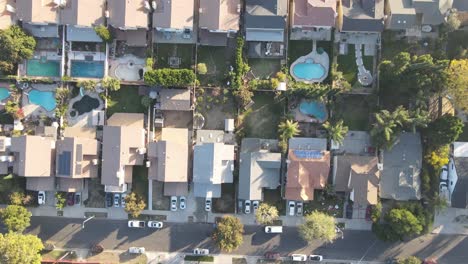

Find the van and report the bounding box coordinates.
[291,254,307,261]
[264,226,283,233]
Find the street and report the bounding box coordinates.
[23,216,468,263]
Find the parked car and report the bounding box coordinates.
[309,255,323,261]
[67,193,75,206]
[296,201,303,216]
[148,221,163,228]
[205,198,212,211]
[193,248,209,255]
[170,196,178,211]
[440,165,448,181]
[74,193,81,205]
[38,191,45,205]
[114,193,120,207]
[253,200,259,212]
[128,220,145,228]
[264,226,283,233]
[128,247,145,254]
[291,254,307,261]
[179,196,186,210]
[121,193,127,207]
[244,200,251,214]
[288,201,295,216]
[264,251,280,260]
[105,193,113,207]
[439,181,450,201]
[346,203,353,219]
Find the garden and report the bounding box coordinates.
[249,59,281,79]
[197,46,231,87]
[332,94,375,131]
[337,44,373,85]
[195,87,236,130]
[155,43,194,69]
[132,166,149,209]
[303,190,344,218]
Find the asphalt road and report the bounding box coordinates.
[24,217,468,263]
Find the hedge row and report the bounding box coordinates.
[144,68,195,87]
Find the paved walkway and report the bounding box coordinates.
[433,208,468,235]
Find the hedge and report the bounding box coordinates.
[144,68,195,87]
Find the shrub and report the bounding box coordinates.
[102,77,120,92]
[145,57,154,69]
[197,63,208,75]
[94,25,113,43]
[90,244,104,255]
[371,202,382,223]
[144,69,196,87]
[77,80,97,91]
[141,95,152,108]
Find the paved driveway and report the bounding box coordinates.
[433,208,468,235]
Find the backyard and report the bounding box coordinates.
[155,43,194,69]
[288,40,333,65]
[107,85,146,116]
[243,92,285,139]
[333,94,375,131]
[196,88,236,130]
[197,46,231,87]
[337,44,373,85]
[132,166,149,208]
[248,59,281,79]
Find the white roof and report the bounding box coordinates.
[454,142,468,157]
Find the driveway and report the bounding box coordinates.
[433,208,468,235]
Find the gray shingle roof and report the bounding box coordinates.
[452,157,468,208]
[245,0,287,32]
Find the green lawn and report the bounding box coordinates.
[0,174,26,204]
[333,95,374,131]
[155,43,194,69]
[132,166,149,208]
[337,44,373,85]
[107,85,146,116]
[249,59,281,79]
[197,46,230,86]
[288,40,314,64]
[244,93,285,138]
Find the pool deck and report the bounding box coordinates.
[109,54,146,83]
[290,41,329,83]
[22,84,56,118]
[66,90,104,127]
[292,99,328,123]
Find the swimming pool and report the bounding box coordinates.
[72,95,100,115]
[26,59,60,77]
[71,61,104,78]
[299,100,327,122]
[0,88,10,101]
[28,90,56,112]
[292,61,326,81]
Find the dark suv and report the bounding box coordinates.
[105,193,113,207]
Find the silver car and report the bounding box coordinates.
[170,196,178,211]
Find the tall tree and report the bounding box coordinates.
[102,77,121,92]
[323,120,348,145]
[1,205,31,233]
[0,26,36,74]
[445,59,468,111]
[124,192,146,218]
[212,216,244,252]
[408,108,430,133]
[0,232,44,264]
[425,114,464,146]
[278,120,300,142]
[385,208,423,240]
[299,211,336,243]
[255,203,279,225]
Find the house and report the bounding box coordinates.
[0,0,16,29]
[108,0,148,47]
[238,138,281,201]
[157,89,192,111]
[16,0,59,38]
[454,0,468,27]
[193,130,235,198]
[387,0,453,36]
[379,132,422,201]
[0,136,12,175]
[55,137,99,193]
[334,155,380,207]
[60,0,105,43]
[10,135,55,191]
[335,131,373,155]
[284,137,330,201]
[101,113,146,193]
[199,0,240,46]
[340,0,385,33]
[290,0,337,41]
[153,0,195,44]
[147,128,188,196]
[451,142,468,208]
[244,0,288,58]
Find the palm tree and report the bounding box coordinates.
[371,110,398,148]
[323,120,348,145]
[278,120,300,142]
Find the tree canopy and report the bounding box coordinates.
[323,120,348,145]
[102,77,121,92]
[0,232,44,264]
[144,69,196,87]
[124,192,146,218]
[0,26,36,74]
[397,256,422,264]
[255,203,279,225]
[445,59,468,111]
[278,120,300,151]
[384,208,423,240]
[1,205,31,233]
[212,216,244,252]
[77,80,97,92]
[299,211,336,243]
[425,114,464,146]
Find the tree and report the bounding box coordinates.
[144,69,196,87]
[371,106,412,149]
[232,87,253,108]
[0,205,31,233]
[0,26,36,74]
[0,232,44,264]
[425,114,464,146]
[278,120,300,152]
[385,208,423,240]
[197,63,208,75]
[212,216,244,252]
[9,192,31,206]
[323,120,348,145]
[445,59,468,111]
[408,108,430,133]
[5,101,22,120]
[55,192,66,210]
[446,13,461,32]
[124,192,146,218]
[102,77,120,92]
[255,203,279,225]
[299,211,336,243]
[77,80,97,92]
[141,95,152,108]
[397,256,422,264]
[425,145,449,171]
[94,25,113,43]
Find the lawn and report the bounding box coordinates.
[0,174,26,204]
[337,44,373,85]
[333,94,375,131]
[249,59,281,79]
[288,40,333,64]
[155,43,194,69]
[107,85,146,116]
[263,187,285,215]
[196,88,236,130]
[197,46,230,86]
[132,166,148,208]
[243,92,285,138]
[303,191,344,218]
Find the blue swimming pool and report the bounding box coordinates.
[0,88,10,101]
[71,60,104,78]
[299,100,327,122]
[28,90,56,112]
[292,61,326,81]
[26,59,61,77]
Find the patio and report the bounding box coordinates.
[153,29,197,44]
[155,44,194,69]
[67,90,104,127]
[109,54,146,82]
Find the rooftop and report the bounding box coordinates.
[153,0,194,29]
[159,89,191,111]
[108,0,148,29]
[0,0,15,29]
[10,135,54,178]
[341,0,385,32]
[60,0,105,27]
[55,137,99,179]
[292,0,337,28]
[199,0,240,31]
[245,0,287,29]
[16,0,58,24]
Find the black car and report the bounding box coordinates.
[105,193,113,207]
[346,203,353,219]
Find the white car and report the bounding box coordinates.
[309,255,323,261]
[296,201,303,216]
[179,196,186,210]
[264,226,283,233]
[38,191,45,205]
[252,201,259,212]
[288,201,296,216]
[170,196,178,211]
[121,193,127,207]
[440,165,448,181]
[128,247,145,254]
[244,200,251,214]
[291,254,307,261]
[148,221,163,228]
[205,198,212,212]
[193,248,209,255]
[128,220,145,228]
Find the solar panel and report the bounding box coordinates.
[293,150,323,159]
[58,151,71,176]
